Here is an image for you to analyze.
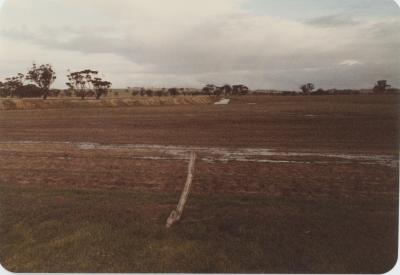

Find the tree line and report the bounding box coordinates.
[0,63,395,99]
[0,63,111,99]
[297,80,396,95]
[128,84,250,97]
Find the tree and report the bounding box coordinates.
[3,73,24,98]
[0,81,7,97]
[240,85,250,95]
[145,89,154,97]
[221,84,232,96]
[81,69,98,92]
[91,77,112,99]
[66,69,110,99]
[202,84,216,96]
[373,80,390,94]
[300,83,315,94]
[66,70,87,99]
[231,84,249,95]
[168,88,178,96]
[26,63,56,99]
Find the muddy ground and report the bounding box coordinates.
[0,94,398,273]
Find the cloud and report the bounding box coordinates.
[0,0,399,90]
[339,60,363,66]
[304,14,360,27]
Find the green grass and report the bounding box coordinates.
[0,184,397,273]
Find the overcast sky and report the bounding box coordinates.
[0,0,399,90]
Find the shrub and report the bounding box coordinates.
[14,84,43,98]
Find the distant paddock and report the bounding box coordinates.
[0,96,216,110]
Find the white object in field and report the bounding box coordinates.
[166,151,196,228]
[214,98,230,105]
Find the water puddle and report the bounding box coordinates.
[0,141,397,168]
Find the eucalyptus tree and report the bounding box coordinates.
[91,77,112,99]
[3,73,24,98]
[300,83,315,94]
[66,70,111,99]
[26,63,56,99]
[66,70,86,99]
[373,80,390,94]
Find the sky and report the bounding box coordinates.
[0,0,399,90]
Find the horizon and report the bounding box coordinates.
[0,0,400,90]
[48,85,396,92]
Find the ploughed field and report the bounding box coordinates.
[0,95,398,273]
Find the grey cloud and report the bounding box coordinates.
[304,14,360,27]
[367,20,400,41]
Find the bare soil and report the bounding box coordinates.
[0,95,398,153]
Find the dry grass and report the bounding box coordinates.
[0,96,215,110]
[0,184,397,273]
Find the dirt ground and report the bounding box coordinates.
[0,94,398,273]
[0,95,398,153]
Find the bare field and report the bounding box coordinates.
[0,95,398,153]
[0,94,399,273]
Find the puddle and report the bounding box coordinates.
[0,141,397,168]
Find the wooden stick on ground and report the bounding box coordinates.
[166,151,196,228]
